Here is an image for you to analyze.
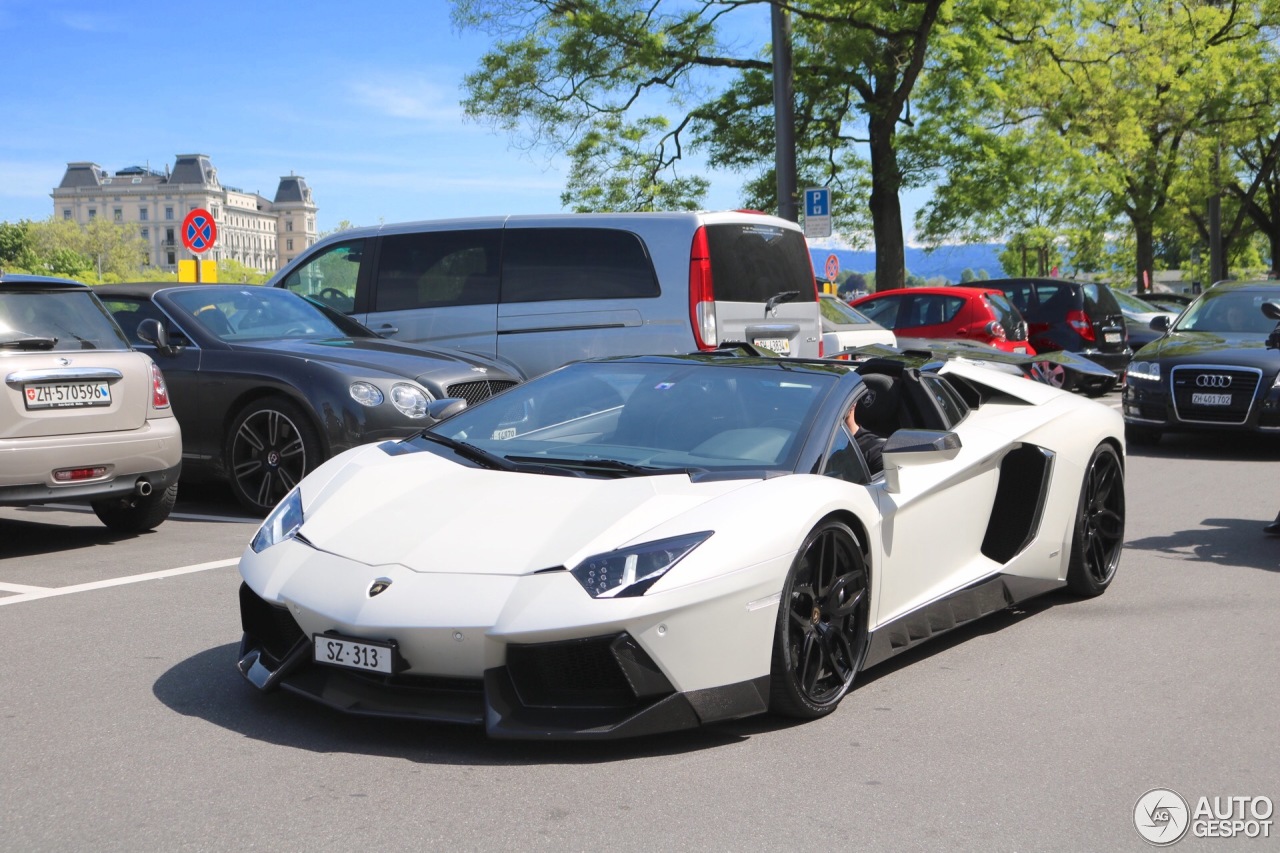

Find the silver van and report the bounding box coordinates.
[268,211,823,378]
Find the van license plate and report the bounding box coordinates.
[314,634,394,674]
[753,338,790,355]
[1103,332,1121,343]
[23,382,111,409]
[1191,393,1232,406]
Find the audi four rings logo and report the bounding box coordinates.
[1195,374,1232,388]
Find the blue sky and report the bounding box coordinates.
[0,0,920,240]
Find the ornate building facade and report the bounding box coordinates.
[51,154,318,273]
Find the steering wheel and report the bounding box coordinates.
[319,288,346,301]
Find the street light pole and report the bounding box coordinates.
[771,2,798,222]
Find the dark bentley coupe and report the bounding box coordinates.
[95,283,522,514]
[1123,280,1280,444]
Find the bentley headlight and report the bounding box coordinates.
[1129,361,1160,382]
[349,382,384,407]
[250,487,304,553]
[570,531,713,598]
[391,383,430,418]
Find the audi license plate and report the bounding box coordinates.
[753,337,791,355]
[1191,393,1232,407]
[314,634,394,674]
[24,382,111,410]
[1104,332,1121,343]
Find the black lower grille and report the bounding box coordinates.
[506,633,673,710]
[1171,366,1260,425]
[445,379,519,405]
[239,582,305,662]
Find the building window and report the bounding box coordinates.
[113,208,122,222]
[166,227,175,245]
[167,252,176,265]
[165,207,174,220]
[286,219,293,232]
[139,208,148,221]
[62,209,71,220]
[141,228,149,239]
[287,238,294,251]
[88,208,97,219]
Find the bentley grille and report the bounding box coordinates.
[445,379,519,405]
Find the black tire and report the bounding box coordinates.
[226,397,322,516]
[769,520,869,719]
[1066,443,1125,597]
[92,483,178,533]
[1125,423,1162,446]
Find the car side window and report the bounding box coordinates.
[920,373,969,428]
[280,239,364,313]
[501,228,659,303]
[858,296,901,326]
[99,297,190,347]
[821,414,871,485]
[373,230,501,311]
[906,295,964,327]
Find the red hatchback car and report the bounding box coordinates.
[850,286,1035,354]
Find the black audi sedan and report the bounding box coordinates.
[1122,280,1280,444]
[95,283,522,513]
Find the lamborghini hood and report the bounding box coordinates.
[295,444,752,575]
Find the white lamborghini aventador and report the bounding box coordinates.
[237,349,1125,739]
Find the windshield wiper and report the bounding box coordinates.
[505,455,704,478]
[416,431,519,471]
[765,290,800,317]
[0,335,58,350]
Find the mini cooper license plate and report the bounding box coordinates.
[314,634,394,674]
[1104,332,1121,343]
[24,382,111,409]
[1191,392,1232,406]
[753,337,790,355]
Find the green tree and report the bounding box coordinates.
[0,220,38,271]
[453,0,959,291]
[217,258,270,284]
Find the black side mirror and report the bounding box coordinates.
[427,398,468,422]
[136,318,174,355]
[1261,301,1280,321]
[1149,315,1170,332]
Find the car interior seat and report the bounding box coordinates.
[192,305,234,337]
[857,373,902,437]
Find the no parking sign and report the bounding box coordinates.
[181,208,218,253]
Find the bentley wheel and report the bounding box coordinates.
[770,520,869,718]
[1066,443,1125,597]
[226,397,321,516]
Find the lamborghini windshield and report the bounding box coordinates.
[427,359,842,475]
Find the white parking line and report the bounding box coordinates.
[0,557,239,606]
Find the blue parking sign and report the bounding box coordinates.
[805,188,829,217]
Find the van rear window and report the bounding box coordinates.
[501,229,659,303]
[704,223,816,303]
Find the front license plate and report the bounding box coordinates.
[753,337,790,355]
[24,382,111,410]
[314,634,394,674]
[1104,332,1121,343]
[1191,393,1232,406]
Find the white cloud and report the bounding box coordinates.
[345,78,462,123]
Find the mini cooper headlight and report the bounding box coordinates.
[1129,361,1160,382]
[569,531,713,598]
[391,383,430,418]
[349,382,384,407]
[250,487,304,553]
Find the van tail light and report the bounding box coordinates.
[985,321,1007,341]
[151,363,171,409]
[688,226,717,350]
[1066,309,1095,342]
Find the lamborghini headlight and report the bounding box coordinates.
[390,383,430,418]
[250,487,304,553]
[570,531,713,598]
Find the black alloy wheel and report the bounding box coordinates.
[1066,443,1125,596]
[770,519,869,719]
[226,397,321,515]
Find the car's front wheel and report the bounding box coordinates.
[769,519,869,719]
[92,483,178,533]
[226,397,321,516]
[1066,443,1125,597]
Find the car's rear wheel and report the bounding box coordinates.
[770,520,869,718]
[1066,443,1125,597]
[1032,361,1075,392]
[92,483,178,533]
[226,397,321,516]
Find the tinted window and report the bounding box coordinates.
[98,297,181,346]
[0,290,128,351]
[375,230,501,311]
[502,229,658,303]
[279,239,364,312]
[903,295,964,327]
[705,223,817,302]
[858,296,902,326]
[1083,283,1121,315]
[982,292,1024,333]
[920,373,969,427]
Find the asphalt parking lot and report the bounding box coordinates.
[2,387,1278,852]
